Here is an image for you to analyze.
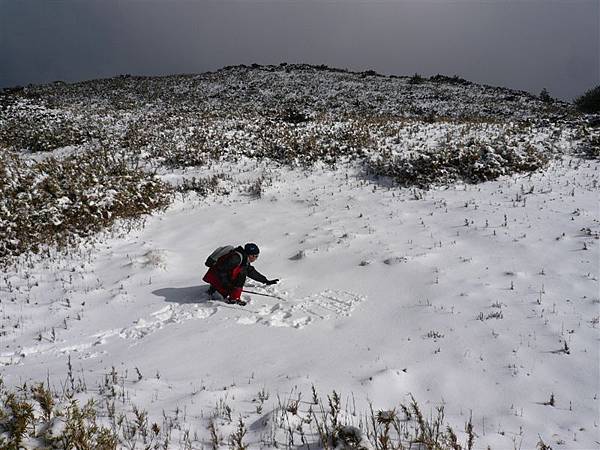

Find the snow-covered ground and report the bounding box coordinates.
[1,155,598,449]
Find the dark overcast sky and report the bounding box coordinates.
[1,0,598,101]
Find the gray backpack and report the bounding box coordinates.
[205,245,235,267]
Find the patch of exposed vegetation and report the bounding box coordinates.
[176,174,230,197]
[0,371,485,450]
[0,149,172,260]
[0,97,87,153]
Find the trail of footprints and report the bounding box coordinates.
[0,290,365,365]
[120,304,218,339]
[120,289,366,339]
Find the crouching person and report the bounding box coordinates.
[203,243,278,306]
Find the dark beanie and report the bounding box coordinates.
[244,243,260,255]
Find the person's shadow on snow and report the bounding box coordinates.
[152,285,211,305]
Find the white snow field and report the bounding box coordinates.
[1,155,598,449]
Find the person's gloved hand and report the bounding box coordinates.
[265,279,279,285]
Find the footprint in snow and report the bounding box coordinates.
[124,249,168,270]
[294,290,366,319]
[0,337,109,366]
[234,289,365,329]
[120,304,217,340]
[119,290,364,336]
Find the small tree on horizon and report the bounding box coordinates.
[575,85,600,113]
[539,88,552,103]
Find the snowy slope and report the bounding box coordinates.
[0,66,598,449]
[1,155,598,449]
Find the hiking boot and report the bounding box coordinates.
[226,298,246,306]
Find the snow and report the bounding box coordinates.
[1,155,598,448]
[0,62,598,449]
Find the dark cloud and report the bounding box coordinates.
[1,0,598,101]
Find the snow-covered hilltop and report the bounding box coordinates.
[0,65,598,449]
[0,63,593,157]
[0,63,578,119]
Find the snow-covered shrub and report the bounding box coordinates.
[0,149,172,260]
[301,390,477,450]
[580,136,600,159]
[370,142,548,187]
[0,392,35,448]
[576,120,600,160]
[159,138,213,168]
[0,97,87,152]
[251,120,371,165]
[0,379,119,449]
[279,106,311,124]
[132,117,224,168]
